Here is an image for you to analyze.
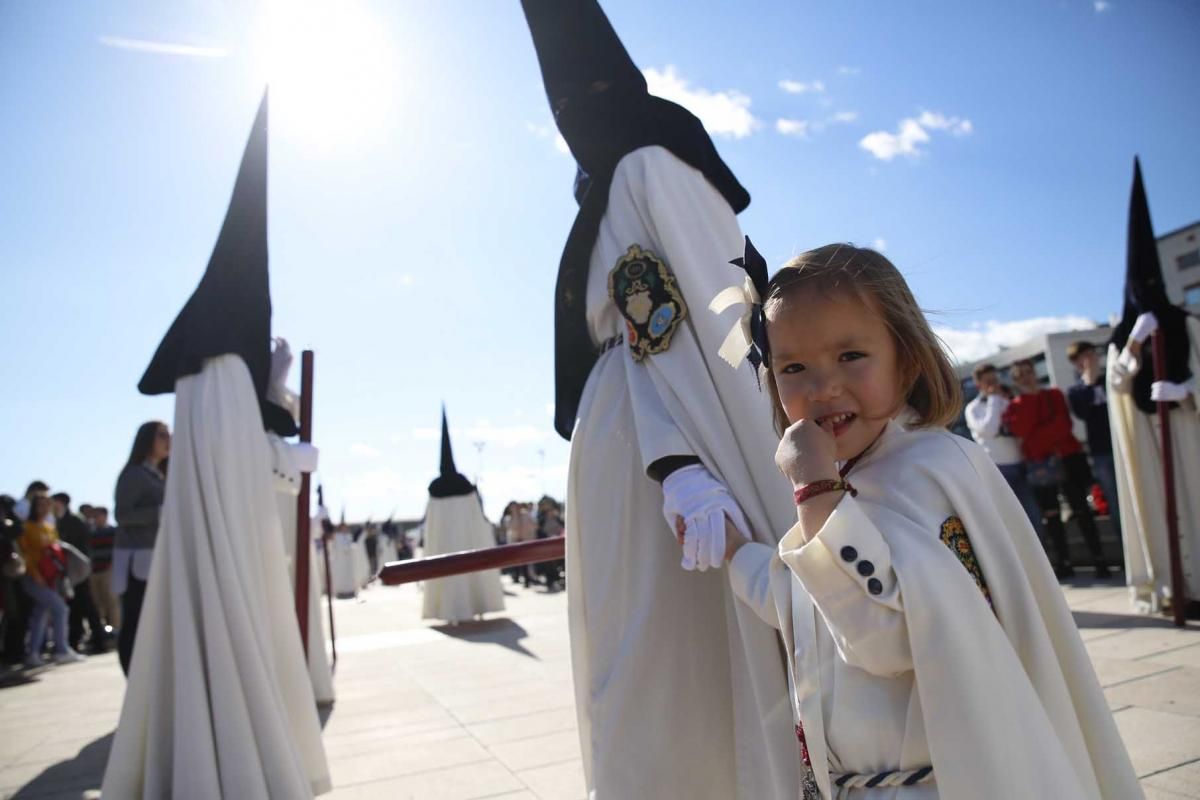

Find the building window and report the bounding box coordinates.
[1185,283,1200,307]
[1178,249,1200,270]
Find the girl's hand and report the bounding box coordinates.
[675,515,750,563]
[775,418,839,488]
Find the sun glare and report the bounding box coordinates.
[264,1,399,150]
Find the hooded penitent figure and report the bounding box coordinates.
[1106,158,1200,614]
[420,408,505,623]
[102,94,331,799]
[520,2,797,797]
[266,337,335,705]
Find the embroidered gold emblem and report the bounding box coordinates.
[608,245,687,362]
[940,515,993,608]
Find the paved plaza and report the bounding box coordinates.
[2,575,1199,799]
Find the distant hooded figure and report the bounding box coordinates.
[1106,158,1200,615]
[420,407,505,623]
[102,93,331,799]
[520,1,796,797]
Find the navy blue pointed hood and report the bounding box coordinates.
[428,406,475,498]
[1110,157,1192,414]
[520,0,750,439]
[138,92,295,435]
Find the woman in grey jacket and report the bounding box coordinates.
[113,420,169,675]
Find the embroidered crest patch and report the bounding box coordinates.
[608,245,687,362]
[940,516,993,609]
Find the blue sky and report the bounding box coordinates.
[2,0,1197,522]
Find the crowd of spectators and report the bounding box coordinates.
[500,496,565,591]
[0,420,169,673]
[965,343,1120,579]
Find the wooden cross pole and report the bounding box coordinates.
[1151,331,1186,627]
[294,350,315,652]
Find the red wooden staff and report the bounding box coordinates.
[379,537,565,586]
[294,350,315,651]
[1151,332,1187,627]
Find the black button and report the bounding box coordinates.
[840,546,858,563]
[867,578,883,595]
[857,560,875,577]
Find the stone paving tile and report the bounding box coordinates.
[487,731,585,773]
[323,758,524,800]
[1086,625,1200,661]
[1107,667,1200,718]
[1142,759,1200,799]
[1089,656,1180,688]
[329,734,493,786]
[466,707,579,747]
[1113,706,1200,777]
[1145,643,1200,669]
[515,759,587,800]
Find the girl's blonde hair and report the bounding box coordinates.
[762,243,961,434]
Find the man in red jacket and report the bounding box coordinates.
[1004,359,1111,579]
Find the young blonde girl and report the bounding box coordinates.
[715,243,1140,799]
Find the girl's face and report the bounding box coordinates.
[768,289,904,460]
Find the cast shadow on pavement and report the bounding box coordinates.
[12,732,112,799]
[431,618,537,659]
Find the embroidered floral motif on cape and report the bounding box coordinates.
[940,515,993,608]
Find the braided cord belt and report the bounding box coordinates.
[831,765,934,790]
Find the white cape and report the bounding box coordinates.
[756,426,1141,799]
[566,146,796,799]
[1107,316,1200,612]
[420,492,505,623]
[102,355,330,798]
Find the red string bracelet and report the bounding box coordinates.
[794,478,857,506]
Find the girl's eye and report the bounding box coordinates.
[839,351,867,362]
[779,363,805,375]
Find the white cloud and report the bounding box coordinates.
[831,111,859,124]
[932,315,1097,363]
[872,238,887,252]
[775,118,809,138]
[859,118,930,161]
[349,442,381,458]
[778,79,825,95]
[525,121,570,155]
[837,66,861,76]
[916,111,972,136]
[1093,1,1111,12]
[644,66,758,139]
[859,110,972,161]
[98,35,227,58]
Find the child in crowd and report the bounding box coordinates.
[711,242,1140,798]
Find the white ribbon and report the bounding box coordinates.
[708,275,761,368]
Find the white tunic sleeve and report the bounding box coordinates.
[726,541,784,630]
[779,496,914,678]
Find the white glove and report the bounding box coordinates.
[1130,312,1159,344]
[661,463,749,572]
[290,442,319,474]
[270,337,294,395]
[1151,380,1192,403]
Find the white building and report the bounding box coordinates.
[1158,220,1200,313]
